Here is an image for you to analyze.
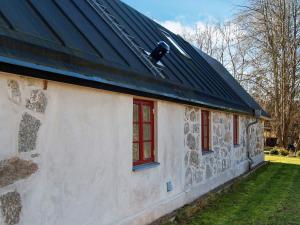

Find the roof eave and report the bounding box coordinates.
[0,56,255,116]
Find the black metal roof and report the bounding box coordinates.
[0,0,267,117]
[194,48,268,117]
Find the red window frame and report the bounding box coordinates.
[233,115,239,145]
[201,110,210,151]
[132,99,155,166]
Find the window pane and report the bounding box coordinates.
[144,142,151,159]
[203,126,208,137]
[234,115,239,145]
[133,104,139,122]
[133,143,139,162]
[143,105,151,122]
[203,137,208,149]
[133,124,139,142]
[202,112,208,125]
[143,124,151,141]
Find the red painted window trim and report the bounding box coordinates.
[133,99,155,166]
[201,110,210,151]
[233,115,239,145]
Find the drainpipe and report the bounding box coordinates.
[246,109,261,171]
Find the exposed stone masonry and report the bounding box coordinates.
[7,80,21,104]
[6,79,48,153]
[2,78,47,225]
[0,157,38,188]
[18,113,41,153]
[26,90,47,113]
[184,107,203,188]
[184,107,264,189]
[0,191,22,225]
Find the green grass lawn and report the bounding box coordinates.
[161,157,300,225]
[266,155,300,165]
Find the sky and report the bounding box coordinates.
[121,0,245,32]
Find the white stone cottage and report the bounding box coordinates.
[0,1,268,225]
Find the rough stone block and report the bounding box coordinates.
[190,111,196,122]
[193,124,200,133]
[18,113,41,152]
[224,131,230,142]
[184,122,189,134]
[7,80,21,104]
[213,136,218,146]
[205,164,213,179]
[216,126,221,137]
[186,133,196,150]
[0,191,22,225]
[190,151,199,167]
[185,167,193,187]
[194,170,203,183]
[184,152,189,167]
[26,90,47,113]
[195,135,200,151]
[222,159,227,171]
[0,157,38,188]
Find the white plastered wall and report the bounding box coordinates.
[0,72,264,225]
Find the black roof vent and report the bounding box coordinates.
[150,41,170,64]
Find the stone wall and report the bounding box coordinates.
[184,107,202,188]
[0,75,45,225]
[184,108,264,189]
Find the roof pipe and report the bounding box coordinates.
[246,109,262,171]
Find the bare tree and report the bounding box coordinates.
[237,0,300,147]
[180,0,300,148]
[182,21,253,90]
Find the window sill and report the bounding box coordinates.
[234,144,240,148]
[133,162,160,172]
[202,150,214,155]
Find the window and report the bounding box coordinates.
[162,31,190,58]
[201,110,210,151]
[233,115,239,146]
[132,99,155,166]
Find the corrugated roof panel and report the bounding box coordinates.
[174,34,240,99]
[106,0,195,85]
[30,0,98,55]
[163,32,227,97]
[0,0,267,116]
[123,5,232,98]
[195,48,269,117]
[120,3,203,87]
[0,12,10,29]
[74,0,152,74]
[55,0,131,66]
[102,0,175,81]
[0,0,60,43]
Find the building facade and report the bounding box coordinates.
[0,72,264,225]
[0,1,267,224]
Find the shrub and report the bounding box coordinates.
[270,148,279,155]
[264,147,273,151]
[279,148,289,156]
[296,151,300,157]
